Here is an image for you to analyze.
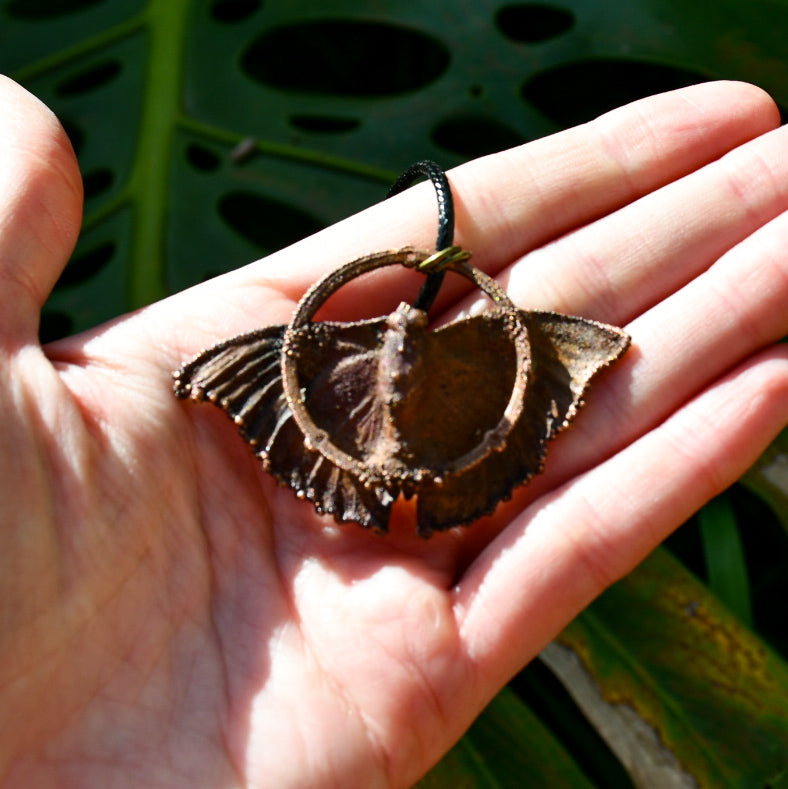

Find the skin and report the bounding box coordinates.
[1,76,788,787]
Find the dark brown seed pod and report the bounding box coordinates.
[173,245,630,537]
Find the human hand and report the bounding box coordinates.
[2,77,787,788]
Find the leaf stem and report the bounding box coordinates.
[178,115,397,183]
[126,0,192,308]
[12,14,147,82]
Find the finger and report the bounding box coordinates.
[0,76,83,344]
[456,201,788,557]
[271,81,778,297]
[159,81,778,352]
[492,120,788,326]
[515,203,788,510]
[455,348,788,686]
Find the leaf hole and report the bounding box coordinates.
[55,241,115,289]
[186,143,222,172]
[39,310,73,343]
[522,58,706,127]
[82,167,114,199]
[61,118,85,156]
[55,60,123,96]
[241,21,450,96]
[218,191,323,253]
[6,0,104,19]
[210,0,261,23]
[431,114,525,159]
[289,114,361,134]
[496,3,575,43]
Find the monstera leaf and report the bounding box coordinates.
[4,0,788,342]
[2,1,787,786]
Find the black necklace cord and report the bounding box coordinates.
[386,160,454,313]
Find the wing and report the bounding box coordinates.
[390,310,519,468]
[290,318,391,462]
[415,311,630,536]
[525,311,631,431]
[173,325,395,531]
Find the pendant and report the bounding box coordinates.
[173,162,629,536]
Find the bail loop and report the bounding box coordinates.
[416,245,471,273]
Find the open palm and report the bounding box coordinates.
[3,77,788,788]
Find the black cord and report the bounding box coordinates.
[386,160,454,313]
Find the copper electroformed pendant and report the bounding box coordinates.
[173,162,630,537]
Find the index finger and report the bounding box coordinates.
[73,83,779,376]
[165,81,779,341]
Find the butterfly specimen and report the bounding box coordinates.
[173,162,630,537]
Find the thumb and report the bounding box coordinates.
[0,75,83,345]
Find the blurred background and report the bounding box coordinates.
[1,2,786,786]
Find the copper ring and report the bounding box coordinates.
[280,247,531,485]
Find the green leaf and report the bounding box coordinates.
[744,428,788,536]
[5,0,788,340]
[698,491,753,626]
[554,547,788,789]
[698,493,752,626]
[417,687,596,788]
